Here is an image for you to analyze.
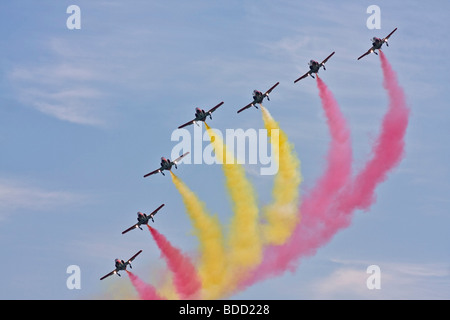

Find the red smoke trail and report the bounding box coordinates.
[238,52,409,290]
[301,75,353,229]
[305,49,410,261]
[336,50,410,213]
[126,270,164,300]
[239,75,352,287]
[148,225,202,299]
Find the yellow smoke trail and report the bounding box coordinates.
[204,123,263,272]
[260,105,302,245]
[97,278,137,300]
[156,272,179,300]
[170,172,230,299]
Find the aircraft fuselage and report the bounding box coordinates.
[114,259,127,270]
[252,90,266,105]
[160,158,174,171]
[137,212,149,225]
[194,108,208,122]
[372,37,384,50]
[309,60,321,73]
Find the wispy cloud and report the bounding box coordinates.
[314,267,380,298]
[10,61,107,126]
[311,259,450,299]
[0,178,88,221]
[10,63,97,84]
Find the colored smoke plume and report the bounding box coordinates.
[126,270,164,300]
[148,225,202,299]
[205,123,263,271]
[260,105,302,245]
[170,172,230,299]
[118,53,409,300]
[238,74,352,288]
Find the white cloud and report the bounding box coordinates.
[31,100,104,127]
[311,259,450,299]
[10,63,97,84]
[0,179,87,221]
[10,61,107,126]
[7,30,122,127]
[314,267,379,298]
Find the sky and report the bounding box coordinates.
[0,0,449,300]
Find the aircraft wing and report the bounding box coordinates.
[178,119,195,129]
[150,203,165,217]
[383,27,397,41]
[207,101,224,114]
[321,51,335,65]
[122,224,139,234]
[265,82,280,95]
[100,270,116,280]
[237,102,254,114]
[294,71,310,83]
[173,151,190,164]
[143,167,163,178]
[357,49,372,60]
[127,250,143,263]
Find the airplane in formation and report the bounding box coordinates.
[357,28,397,60]
[101,29,403,284]
[178,102,224,129]
[294,51,335,83]
[122,204,165,234]
[100,250,143,280]
[143,152,190,177]
[237,82,280,113]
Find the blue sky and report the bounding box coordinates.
[0,0,449,299]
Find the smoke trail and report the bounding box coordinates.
[289,50,410,264]
[260,105,302,245]
[148,225,201,299]
[126,270,164,300]
[155,269,179,300]
[294,75,353,238]
[205,123,263,270]
[170,172,230,299]
[332,50,410,216]
[121,53,407,300]
[238,53,409,290]
[237,75,352,287]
